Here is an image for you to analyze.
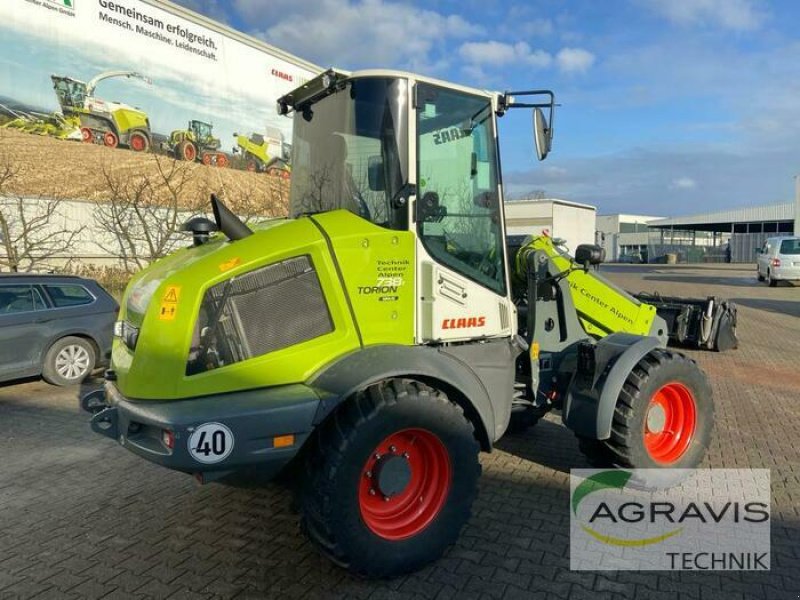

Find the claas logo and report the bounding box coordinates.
[441,316,486,330]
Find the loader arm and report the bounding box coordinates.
[513,236,665,341]
[86,71,152,96]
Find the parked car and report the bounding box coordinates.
[0,274,118,386]
[756,236,800,287]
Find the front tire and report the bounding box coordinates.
[577,349,713,469]
[42,336,96,386]
[300,379,481,577]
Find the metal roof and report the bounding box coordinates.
[648,202,795,228]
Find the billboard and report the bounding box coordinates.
[0,0,321,270]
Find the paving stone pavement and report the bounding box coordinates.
[0,264,798,599]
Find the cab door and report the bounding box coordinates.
[0,284,48,380]
[414,82,513,342]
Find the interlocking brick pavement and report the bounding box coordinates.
[0,264,798,599]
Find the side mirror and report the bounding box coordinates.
[367,155,385,191]
[532,106,552,161]
[575,244,605,269]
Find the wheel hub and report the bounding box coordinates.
[373,453,412,497]
[646,403,667,434]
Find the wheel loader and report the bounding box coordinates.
[164,120,229,167]
[232,126,291,177]
[82,68,715,577]
[50,71,152,150]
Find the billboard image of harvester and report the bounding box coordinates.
[0,0,319,176]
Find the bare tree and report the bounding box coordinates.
[0,155,84,272]
[94,155,206,272]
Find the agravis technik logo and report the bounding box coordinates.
[570,469,771,571]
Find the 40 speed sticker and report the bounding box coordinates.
[188,422,234,464]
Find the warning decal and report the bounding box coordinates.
[158,285,181,321]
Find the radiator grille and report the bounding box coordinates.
[189,256,332,373]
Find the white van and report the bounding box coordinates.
[756,236,800,286]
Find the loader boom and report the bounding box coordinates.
[512,235,665,341]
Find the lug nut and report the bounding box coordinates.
[389,445,396,452]
[384,496,391,502]
[365,471,372,478]
[402,452,409,459]
[369,488,376,496]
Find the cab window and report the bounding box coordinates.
[416,83,505,294]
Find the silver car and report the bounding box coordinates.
[756,236,800,286]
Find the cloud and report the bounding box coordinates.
[556,47,595,73]
[246,0,482,73]
[502,144,797,216]
[639,0,766,31]
[458,41,552,68]
[670,177,697,189]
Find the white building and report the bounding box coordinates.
[504,198,597,255]
[596,214,663,262]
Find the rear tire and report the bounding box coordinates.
[768,270,778,287]
[576,349,713,469]
[42,336,96,386]
[300,379,480,577]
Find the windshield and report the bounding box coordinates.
[289,77,409,230]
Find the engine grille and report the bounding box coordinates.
[190,256,332,373]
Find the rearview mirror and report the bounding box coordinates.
[367,155,385,191]
[533,107,551,161]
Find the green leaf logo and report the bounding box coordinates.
[572,470,682,547]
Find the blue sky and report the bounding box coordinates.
[173,0,800,216]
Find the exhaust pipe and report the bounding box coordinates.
[211,194,252,241]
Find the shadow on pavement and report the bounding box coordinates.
[732,297,800,318]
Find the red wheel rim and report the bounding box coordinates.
[202,153,211,165]
[80,127,92,143]
[130,133,146,152]
[644,382,697,464]
[359,428,451,540]
[246,161,256,172]
[184,145,196,161]
[103,132,118,148]
[217,156,228,168]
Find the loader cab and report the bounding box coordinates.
[282,69,551,342]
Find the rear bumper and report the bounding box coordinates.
[83,382,320,479]
[773,266,800,281]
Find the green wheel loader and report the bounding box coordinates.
[50,71,152,150]
[83,69,715,577]
[164,120,230,167]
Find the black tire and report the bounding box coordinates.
[576,349,713,469]
[506,403,547,434]
[756,270,765,282]
[299,379,481,577]
[768,271,778,287]
[42,336,96,386]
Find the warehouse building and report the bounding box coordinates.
[596,214,663,262]
[504,198,596,254]
[647,201,797,263]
